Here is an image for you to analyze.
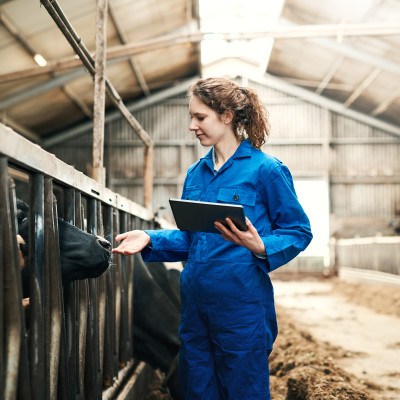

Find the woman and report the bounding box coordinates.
[113,77,312,399]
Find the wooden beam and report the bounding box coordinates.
[108,4,150,97]
[371,92,400,117]
[0,123,153,220]
[252,72,400,138]
[0,113,40,143]
[316,55,345,95]
[92,0,108,185]
[343,67,381,108]
[0,10,38,57]
[143,145,154,211]
[40,0,153,148]
[61,86,92,118]
[41,77,195,148]
[2,20,399,85]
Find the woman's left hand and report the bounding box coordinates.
[214,217,266,254]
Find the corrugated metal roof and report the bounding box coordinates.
[1,0,399,145]
[0,0,201,139]
[267,0,400,128]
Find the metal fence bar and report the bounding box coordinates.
[103,205,117,387]
[118,211,129,365]
[29,173,46,400]
[86,198,101,399]
[1,126,164,399]
[97,201,107,390]
[336,237,400,276]
[112,209,122,372]
[75,192,90,399]
[63,188,78,400]
[0,158,23,400]
[43,177,65,400]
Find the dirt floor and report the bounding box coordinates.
[145,276,400,400]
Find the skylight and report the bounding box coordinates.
[199,0,285,72]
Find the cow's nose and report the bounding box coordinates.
[97,237,112,251]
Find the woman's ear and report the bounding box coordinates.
[223,110,234,125]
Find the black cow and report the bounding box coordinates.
[133,256,183,399]
[17,199,112,297]
[16,199,183,399]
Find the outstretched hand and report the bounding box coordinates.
[214,217,265,254]
[112,230,151,255]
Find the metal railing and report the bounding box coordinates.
[335,236,400,285]
[0,123,157,400]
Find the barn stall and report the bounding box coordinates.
[1,123,169,399]
[1,0,400,398]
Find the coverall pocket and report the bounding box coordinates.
[183,187,202,200]
[217,187,256,221]
[225,262,265,301]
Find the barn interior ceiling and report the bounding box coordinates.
[0,0,399,145]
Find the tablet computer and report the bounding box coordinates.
[169,198,248,234]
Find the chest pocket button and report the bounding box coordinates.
[233,194,239,201]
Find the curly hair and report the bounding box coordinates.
[187,77,270,149]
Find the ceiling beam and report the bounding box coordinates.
[0,10,92,118]
[250,72,400,138]
[308,37,400,76]
[0,10,38,58]
[343,67,381,108]
[41,76,198,148]
[0,21,200,84]
[2,21,399,85]
[280,77,353,91]
[316,55,345,95]
[108,3,150,97]
[371,92,400,117]
[0,112,41,143]
[62,83,92,118]
[203,22,400,40]
[0,67,88,110]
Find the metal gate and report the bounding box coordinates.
[1,123,158,400]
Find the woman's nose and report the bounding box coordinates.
[189,120,197,131]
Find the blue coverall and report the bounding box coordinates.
[142,139,312,399]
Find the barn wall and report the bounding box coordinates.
[48,78,400,273]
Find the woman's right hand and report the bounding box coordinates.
[112,230,151,255]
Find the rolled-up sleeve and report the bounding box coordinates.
[258,164,313,272]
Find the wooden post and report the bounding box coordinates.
[143,144,153,211]
[92,0,108,185]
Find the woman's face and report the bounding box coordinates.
[188,95,230,147]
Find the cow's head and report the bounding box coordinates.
[17,199,112,296]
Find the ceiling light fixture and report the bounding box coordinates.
[34,54,47,66]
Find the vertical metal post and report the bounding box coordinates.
[29,173,45,400]
[112,209,121,367]
[75,192,89,399]
[118,211,129,364]
[102,206,117,387]
[43,177,66,399]
[85,198,100,399]
[92,0,108,185]
[63,188,77,399]
[96,200,107,388]
[10,173,32,400]
[0,158,24,400]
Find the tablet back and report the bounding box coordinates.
[169,198,247,233]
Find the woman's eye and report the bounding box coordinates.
[198,116,204,121]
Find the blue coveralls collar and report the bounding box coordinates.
[203,139,252,174]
